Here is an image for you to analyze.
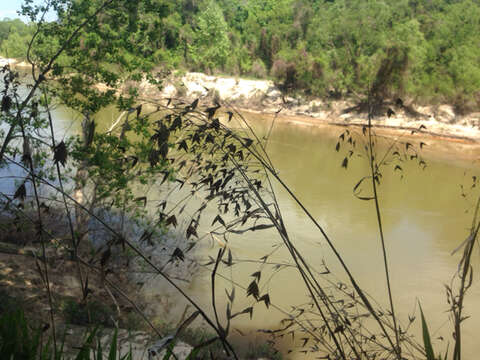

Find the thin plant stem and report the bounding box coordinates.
[43,90,87,304]
[452,195,480,360]
[367,100,400,358]
[17,111,57,357]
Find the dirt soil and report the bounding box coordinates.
[0,212,150,353]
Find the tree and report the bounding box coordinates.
[0,19,34,58]
[189,0,231,73]
[0,3,250,358]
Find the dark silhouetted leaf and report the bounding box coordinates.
[212,214,225,227]
[100,247,111,268]
[192,132,201,144]
[250,224,275,231]
[341,157,348,169]
[205,133,215,144]
[243,138,253,147]
[185,242,196,253]
[139,230,153,245]
[356,195,375,201]
[159,142,169,159]
[14,183,26,201]
[178,139,188,152]
[230,307,253,320]
[170,116,182,131]
[203,256,216,266]
[1,95,12,113]
[251,271,261,282]
[353,176,369,193]
[259,294,270,308]
[227,144,236,153]
[223,249,233,267]
[190,98,199,111]
[334,325,344,333]
[186,225,198,239]
[247,280,259,300]
[85,119,95,147]
[166,215,178,227]
[135,196,147,207]
[149,149,160,167]
[171,247,185,262]
[301,337,309,347]
[335,142,340,152]
[226,287,235,303]
[53,141,68,166]
[206,104,220,119]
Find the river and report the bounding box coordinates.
[156,110,480,359]
[3,86,480,358]
[129,108,480,359]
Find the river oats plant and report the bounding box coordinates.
[0,1,478,360]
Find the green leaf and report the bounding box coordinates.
[108,328,118,360]
[186,348,200,360]
[162,341,176,360]
[96,338,103,360]
[75,327,98,360]
[419,302,436,360]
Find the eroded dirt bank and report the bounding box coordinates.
[135,71,480,144]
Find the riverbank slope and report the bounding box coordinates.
[135,71,480,143]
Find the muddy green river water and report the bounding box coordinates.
[47,103,480,358]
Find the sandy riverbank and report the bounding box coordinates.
[134,71,480,144]
[0,55,30,68]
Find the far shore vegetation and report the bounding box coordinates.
[2,0,480,111]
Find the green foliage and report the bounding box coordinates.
[189,0,231,72]
[0,308,133,360]
[2,0,480,104]
[0,18,34,59]
[60,298,115,327]
[0,308,45,360]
